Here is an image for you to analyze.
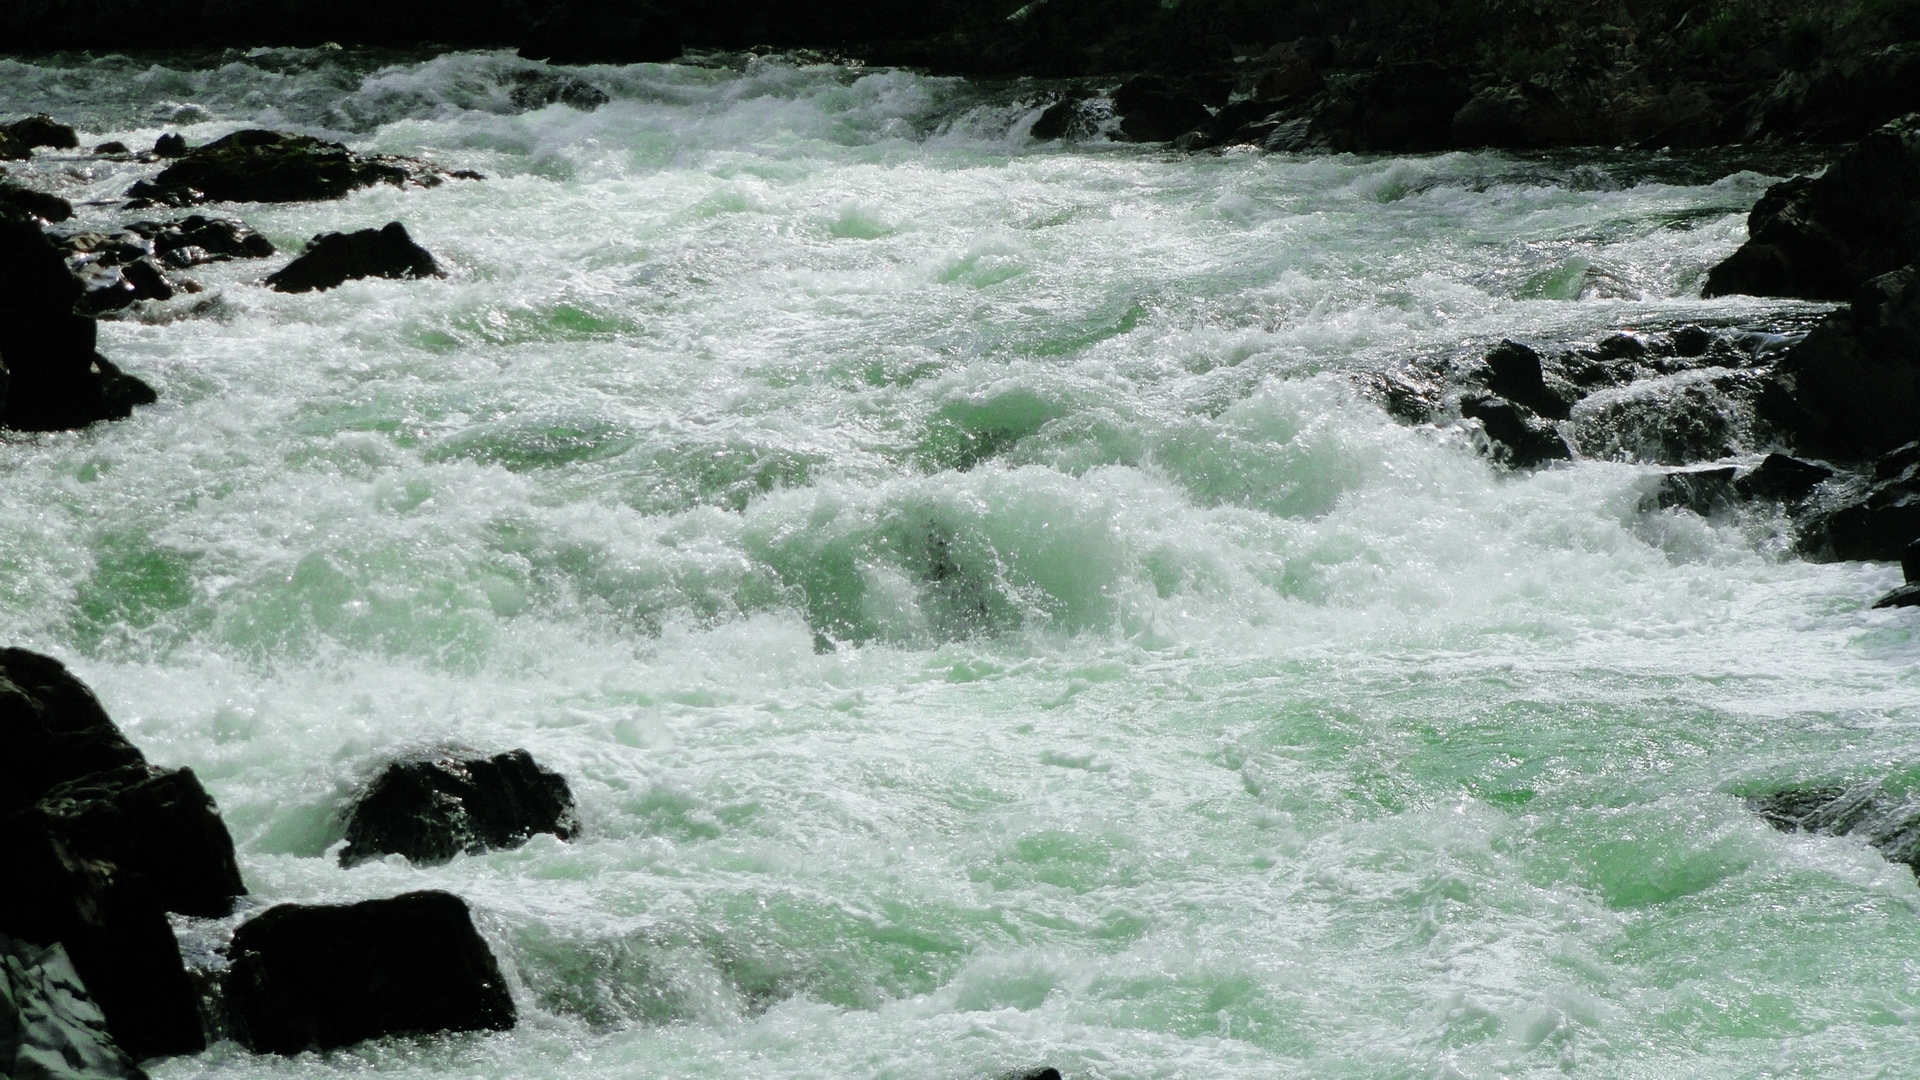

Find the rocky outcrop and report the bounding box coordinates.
[0,648,247,1061]
[0,210,157,431]
[507,70,611,111]
[1761,266,1920,457]
[224,891,516,1053]
[1,935,147,1080]
[265,222,441,294]
[5,116,79,152]
[51,215,275,316]
[340,749,576,867]
[1749,783,1920,873]
[1704,114,1920,301]
[124,130,478,207]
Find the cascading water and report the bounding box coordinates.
[1,47,1916,1080]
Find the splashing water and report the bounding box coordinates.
[1,48,1916,1080]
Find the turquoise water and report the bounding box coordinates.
[1,48,1918,1080]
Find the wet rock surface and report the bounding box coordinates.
[0,181,72,224]
[340,749,576,867]
[224,891,517,1054]
[0,210,157,431]
[1,935,147,1080]
[1762,266,1920,457]
[1704,114,1920,300]
[1749,783,1920,873]
[0,648,246,1061]
[5,116,79,152]
[124,130,477,207]
[266,222,441,293]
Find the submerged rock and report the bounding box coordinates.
[1748,783,1920,873]
[1460,395,1570,468]
[1,934,147,1080]
[507,70,610,111]
[224,891,516,1054]
[1704,114,1920,300]
[340,749,576,867]
[0,210,157,431]
[1763,266,1920,457]
[266,222,440,293]
[5,116,79,151]
[125,130,471,207]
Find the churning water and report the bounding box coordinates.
[1,47,1918,1080]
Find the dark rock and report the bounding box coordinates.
[0,213,157,430]
[37,765,245,919]
[93,141,129,155]
[1651,467,1738,517]
[1112,77,1211,144]
[150,134,185,159]
[1569,372,1760,466]
[119,259,173,303]
[1733,453,1832,502]
[1764,266,1920,457]
[1348,64,1473,153]
[265,222,441,294]
[1460,394,1570,468]
[507,70,609,111]
[224,891,516,1054]
[1746,44,1920,145]
[1451,83,1582,149]
[1480,339,1571,420]
[1798,442,1920,561]
[1704,114,1920,300]
[0,180,73,223]
[516,0,682,64]
[0,649,146,814]
[127,215,275,267]
[0,132,28,161]
[1006,1070,1061,1080]
[1030,96,1092,142]
[125,130,459,207]
[6,116,79,151]
[340,749,576,867]
[1873,583,1920,608]
[1252,50,1322,102]
[1,934,147,1080]
[1905,537,1920,582]
[1748,782,1920,873]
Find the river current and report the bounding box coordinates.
[2,47,1918,1080]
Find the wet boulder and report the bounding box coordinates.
[124,130,465,207]
[75,259,173,316]
[36,765,245,919]
[266,222,440,294]
[93,141,129,156]
[0,132,28,161]
[1112,77,1211,143]
[1733,452,1832,502]
[340,749,575,867]
[1763,266,1920,457]
[127,215,275,268]
[1748,782,1920,873]
[1704,114,1920,300]
[1,935,147,1080]
[150,134,186,159]
[0,210,157,431]
[0,648,146,814]
[224,891,516,1054]
[0,181,72,223]
[1648,466,1738,517]
[5,116,79,151]
[1874,584,1920,608]
[1797,442,1920,561]
[1479,339,1572,420]
[1460,395,1570,468]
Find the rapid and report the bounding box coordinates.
[1,47,1918,1080]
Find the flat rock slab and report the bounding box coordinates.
[340,748,575,867]
[225,891,516,1054]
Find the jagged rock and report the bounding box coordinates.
[150,134,185,159]
[516,0,682,64]
[1460,394,1570,468]
[0,211,157,430]
[1798,441,1920,561]
[1,935,146,1080]
[0,181,72,224]
[340,749,576,867]
[1112,77,1212,143]
[5,117,79,151]
[75,259,172,315]
[1030,95,1094,141]
[0,649,245,1060]
[1650,466,1738,517]
[1451,83,1582,149]
[224,891,516,1054]
[1733,452,1832,502]
[265,222,441,293]
[1749,782,1920,872]
[1764,266,1920,457]
[124,130,464,207]
[1874,584,1920,608]
[507,70,609,111]
[1704,114,1920,300]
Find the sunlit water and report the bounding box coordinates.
[1,47,1918,1080]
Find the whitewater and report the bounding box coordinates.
[2,46,1918,1080]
